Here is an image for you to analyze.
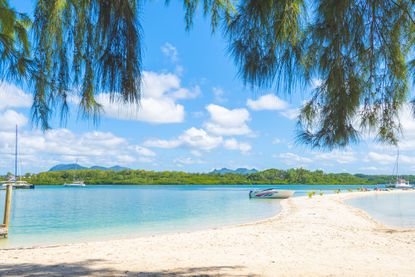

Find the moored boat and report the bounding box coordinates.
[2,126,35,190]
[387,149,413,189]
[63,180,86,187]
[389,178,412,189]
[249,188,294,199]
[1,180,34,189]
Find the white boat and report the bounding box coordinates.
[388,149,413,189]
[63,181,86,187]
[2,126,35,190]
[391,178,412,189]
[249,188,294,199]
[1,180,34,189]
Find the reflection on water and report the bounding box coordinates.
[346,192,415,228]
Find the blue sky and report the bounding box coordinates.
[1,0,414,175]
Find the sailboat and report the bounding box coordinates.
[1,126,34,189]
[388,149,412,189]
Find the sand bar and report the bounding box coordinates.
[1,190,414,276]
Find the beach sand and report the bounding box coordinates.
[1,190,414,276]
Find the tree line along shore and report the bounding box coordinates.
[1,168,407,185]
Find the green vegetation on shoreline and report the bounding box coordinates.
[4,168,405,185]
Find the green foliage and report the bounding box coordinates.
[2,0,415,149]
[225,0,415,148]
[31,0,142,129]
[307,191,316,198]
[26,167,374,185]
[0,0,31,82]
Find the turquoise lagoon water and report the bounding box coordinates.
[0,184,381,248]
[346,192,415,228]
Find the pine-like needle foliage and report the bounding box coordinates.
[0,0,31,82]
[32,0,142,129]
[226,0,415,149]
[3,0,415,149]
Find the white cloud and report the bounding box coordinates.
[212,87,227,103]
[178,127,223,150]
[367,150,415,165]
[145,127,251,154]
[174,157,204,166]
[360,166,382,172]
[0,110,28,130]
[278,152,312,164]
[224,138,251,153]
[144,128,222,151]
[246,93,299,120]
[160,43,183,75]
[134,146,156,157]
[143,138,182,149]
[0,129,156,172]
[0,82,32,110]
[313,150,357,164]
[367,152,395,165]
[204,104,252,136]
[161,43,178,63]
[78,71,199,124]
[247,94,288,111]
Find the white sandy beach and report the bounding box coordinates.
[1,190,415,276]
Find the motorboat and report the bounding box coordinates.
[249,188,294,199]
[63,180,86,187]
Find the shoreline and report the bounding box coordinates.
[1,190,415,276]
[3,189,401,251]
[335,190,415,230]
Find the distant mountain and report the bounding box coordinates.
[108,166,130,172]
[49,164,130,172]
[211,168,258,175]
[89,166,108,171]
[49,164,87,172]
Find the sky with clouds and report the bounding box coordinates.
[1,1,415,175]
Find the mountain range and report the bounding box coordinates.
[210,168,258,175]
[48,164,130,172]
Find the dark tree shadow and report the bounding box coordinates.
[0,259,257,276]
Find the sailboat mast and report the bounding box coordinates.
[396,148,399,181]
[15,125,18,185]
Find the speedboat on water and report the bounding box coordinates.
[63,180,86,187]
[249,188,294,199]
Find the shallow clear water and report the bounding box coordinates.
[0,184,379,248]
[346,192,415,228]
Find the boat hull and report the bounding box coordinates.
[63,184,86,187]
[1,184,34,189]
[394,184,412,189]
[249,189,294,199]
